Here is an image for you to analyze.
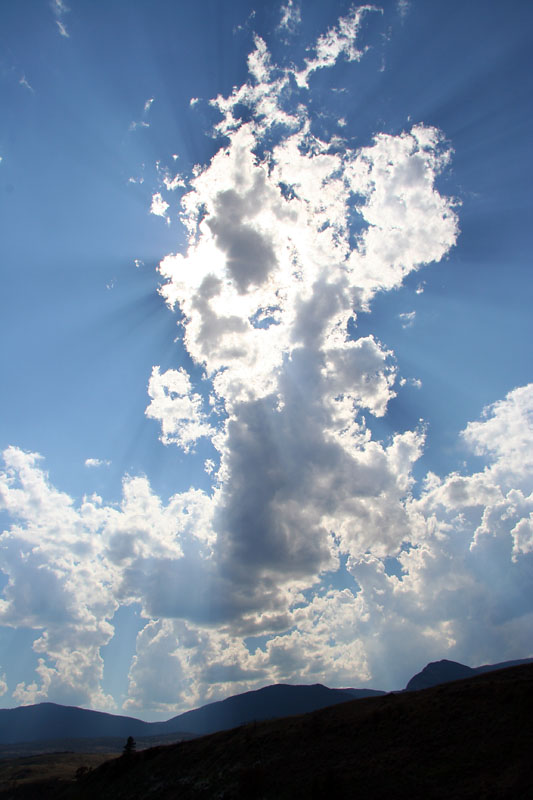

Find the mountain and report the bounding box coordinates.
[0,684,383,746]
[2,656,530,747]
[0,704,163,745]
[156,683,385,736]
[405,657,533,691]
[23,662,533,800]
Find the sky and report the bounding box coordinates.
[0,0,532,720]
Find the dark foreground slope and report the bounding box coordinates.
[15,662,532,800]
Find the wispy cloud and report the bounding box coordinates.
[129,120,149,132]
[19,75,34,92]
[295,5,382,87]
[56,20,69,38]
[51,0,70,38]
[399,311,416,328]
[397,0,411,19]
[85,458,111,468]
[129,97,155,132]
[278,0,301,34]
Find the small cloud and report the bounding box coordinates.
[415,282,425,295]
[84,458,111,468]
[278,0,301,34]
[204,459,216,475]
[400,377,422,389]
[134,259,144,269]
[234,9,256,34]
[163,173,186,192]
[56,19,69,37]
[129,120,149,132]
[398,311,416,328]
[190,97,200,107]
[19,75,34,92]
[51,0,69,37]
[0,674,7,696]
[129,100,154,132]
[397,0,411,19]
[150,192,170,219]
[338,117,347,128]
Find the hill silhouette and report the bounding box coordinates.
[405,657,532,691]
[155,683,384,736]
[13,662,531,800]
[2,657,532,749]
[0,685,382,746]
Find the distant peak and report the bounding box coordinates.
[405,660,474,691]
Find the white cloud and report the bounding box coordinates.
[278,0,301,34]
[400,376,422,389]
[0,445,215,709]
[462,385,533,486]
[2,378,533,710]
[157,161,186,192]
[2,8,530,715]
[56,20,69,38]
[145,366,214,450]
[84,458,110,468]
[51,0,70,37]
[150,192,170,219]
[129,120,149,131]
[397,0,411,19]
[163,173,186,191]
[0,673,7,696]
[399,310,416,328]
[19,75,34,92]
[295,5,382,87]
[129,99,155,132]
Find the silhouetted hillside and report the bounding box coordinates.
[156,683,385,736]
[405,657,533,691]
[3,656,533,750]
[0,704,162,745]
[0,684,383,746]
[31,662,533,800]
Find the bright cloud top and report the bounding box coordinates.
[0,5,531,717]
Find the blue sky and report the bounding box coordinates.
[0,0,532,719]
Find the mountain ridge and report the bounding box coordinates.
[1,656,531,747]
[404,657,533,691]
[21,662,533,800]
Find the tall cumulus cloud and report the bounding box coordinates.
[1,5,531,714]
